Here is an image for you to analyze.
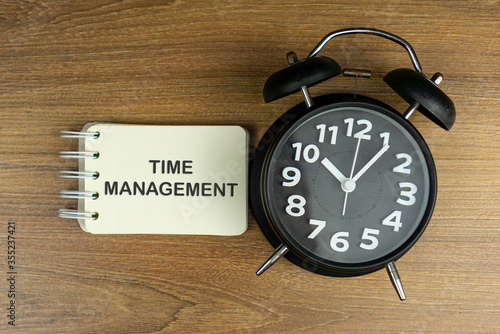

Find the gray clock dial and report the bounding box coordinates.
[265,105,432,265]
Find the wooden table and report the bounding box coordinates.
[1,1,498,333]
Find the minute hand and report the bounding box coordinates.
[352,145,390,182]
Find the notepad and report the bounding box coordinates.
[59,123,248,235]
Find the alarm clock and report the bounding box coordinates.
[250,28,455,300]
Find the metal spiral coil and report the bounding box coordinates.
[59,151,100,159]
[60,130,100,139]
[59,190,99,200]
[59,171,100,179]
[58,209,98,220]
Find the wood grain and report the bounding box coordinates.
[0,0,499,333]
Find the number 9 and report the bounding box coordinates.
[282,167,301,187]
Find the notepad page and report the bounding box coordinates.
[77,123,248,235]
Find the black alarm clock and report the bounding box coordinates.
[250,28,455,300]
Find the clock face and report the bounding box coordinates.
[253,97,436,275]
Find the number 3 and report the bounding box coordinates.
[397,182,417,206]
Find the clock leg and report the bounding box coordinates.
[403,101,420,119]
[403,73,444,119]
[386,261,406,301]
[300,86,314,108]
[286,52,314,108]
[256,244,289,276]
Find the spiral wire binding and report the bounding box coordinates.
[59,171,99,179]
[59,151,99,159]
[58,209,98,220]
[59,130,100,221]
[60,130,100,139]
[59,190,99,200]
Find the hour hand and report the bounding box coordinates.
[321,158,348,184]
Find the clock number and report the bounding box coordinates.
[282,167,301,187]
[329,126,338,144]
[330,231,349,252]
[316,124,338,144]
[360,228,380,250]
[307,219,326,239]
[316,124,326,142]
[393,153,412,174]
[382,210,403,232]
[304,144,320,163]
[292,142,302,161]
[292,142,320,163]
[380,132,390,146]
[344,118,372,140]
[286,195,306,217]
[345,118,354,137]
[354,119,372,140]
[328,229,381,252]
[397,182,417,206]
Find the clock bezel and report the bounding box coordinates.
[250,94,437,277]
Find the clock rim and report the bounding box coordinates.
[250,94,437,277]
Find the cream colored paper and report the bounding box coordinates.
[76,123,248,235]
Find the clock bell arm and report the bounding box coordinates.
[308,28,423,73]
[308,28,455,130]
[264,28,455,130]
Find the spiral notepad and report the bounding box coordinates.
[59,123,248,235]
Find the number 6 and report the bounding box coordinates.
[330,231,349,252]
[360,228,380,250]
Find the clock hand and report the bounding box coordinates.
[342,137,362,216]
[349,137,362,179]
[321,158,348,184]
[352,144,390,182]
[342,192,349,216]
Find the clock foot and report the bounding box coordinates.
[386,261,406,301]
[256,244,289,276]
